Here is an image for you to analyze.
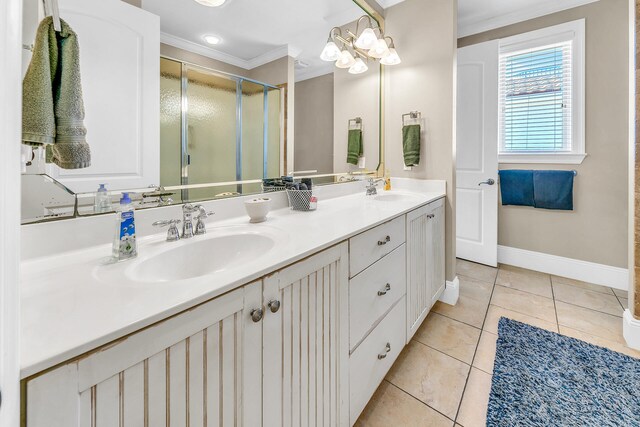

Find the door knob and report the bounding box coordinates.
[250,308,264,323]
[478,179,495,186]
[267,300,281,313]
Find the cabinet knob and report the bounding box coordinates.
[250,308,264,323]
[427,214,435,219]
[377,283,391,296]
[267,300,281,313]
[377,343,391,359]
[377,235,391,246]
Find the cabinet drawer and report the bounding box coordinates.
[349,215,405,277]
[349,297,406,424]
[349,244,406,351]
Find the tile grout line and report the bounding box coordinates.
[383,379,458,424]
[452,269,499,425]
[411,337,476,368]
[550,277,560,331]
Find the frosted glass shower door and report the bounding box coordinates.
[186,67,238,200]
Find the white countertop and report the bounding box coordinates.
[20,182,445,378]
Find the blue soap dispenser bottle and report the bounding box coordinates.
[112,192,138,261]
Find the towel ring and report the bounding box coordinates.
[349,117,362,130]
[402,111,421,126]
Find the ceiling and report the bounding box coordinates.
[457,0,599,37]
[141,0,364,80]
[143,0,599,81]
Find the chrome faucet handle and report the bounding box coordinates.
[365,178,383,196]
[194,205,215,235]
[152,219,181,242]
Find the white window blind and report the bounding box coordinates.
[499,41,573,153]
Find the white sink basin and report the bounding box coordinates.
[127,232,277,283]
[374,192,419,202]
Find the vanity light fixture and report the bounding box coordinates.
[335,49,356,69]
[320,15,401,74]
[194,0,226,6]
[203,35,221,45]
[320,39,341,61]
[380,37,401,65]
[349,57,368,74]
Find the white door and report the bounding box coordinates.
[263,243,350,427]
[0,0,21,425]
[41,0,160,193]
[456,41,499,267]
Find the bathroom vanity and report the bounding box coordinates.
[20,180,447,426]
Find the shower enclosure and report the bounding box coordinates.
[160,57,284,202]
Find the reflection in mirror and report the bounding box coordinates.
[20,0,381,223]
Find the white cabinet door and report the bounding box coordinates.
[25,283,263,427]
[263,243,350,427]
[406,199,446,341]
[45,0,160,193]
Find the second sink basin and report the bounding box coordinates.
[127,232,277,283]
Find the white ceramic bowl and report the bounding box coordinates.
[244,197,271,223]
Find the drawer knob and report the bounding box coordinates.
[377,343,391,359]
[377,235,391,246]
[377,283,391,296]
[427,214,435,219]
[250,308,264,323]
[267,300,281,313]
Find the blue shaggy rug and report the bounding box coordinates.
[487,318,640,426]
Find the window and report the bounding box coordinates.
[498,20,585,164]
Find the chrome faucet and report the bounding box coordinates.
[182,204,214,238]
[366,178,384,196]
[181,204,198,239]
[153,204,215,242]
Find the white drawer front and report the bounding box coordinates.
[349,297,406,424]
[349,244,406,351]
[349,215,406,277]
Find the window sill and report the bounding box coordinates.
[498,153,587,165]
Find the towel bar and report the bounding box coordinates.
[498,169,577,176]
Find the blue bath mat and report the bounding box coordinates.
[487,318,640,426]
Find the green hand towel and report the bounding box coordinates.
[22,17,91,169]
[347,128,363,165]
[402,124,420,167]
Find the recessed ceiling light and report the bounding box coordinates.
[194,0,226,7]
[203,35,221,45]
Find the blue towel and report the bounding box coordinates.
[498,170,534,207]
[533,170,574,210]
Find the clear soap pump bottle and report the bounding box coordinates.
[112,193,138,261]
[94,183,112,213]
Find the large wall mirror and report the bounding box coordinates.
[20,0,383,224]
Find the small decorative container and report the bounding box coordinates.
[244,197,271,223]
[286,189,315,211]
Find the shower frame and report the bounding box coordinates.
[162,56,285,200]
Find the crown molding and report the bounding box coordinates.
[161,32,295,70]
[458,0,599,38]
[295,63,334,82]
[374,0,405,9]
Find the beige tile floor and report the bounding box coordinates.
[355,259,639,427]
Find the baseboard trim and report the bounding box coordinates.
[439,276,459,305]
[498,245,628,291]
[623,310,640,350]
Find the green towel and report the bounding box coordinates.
[22,17,91,169]
[403,124,420,166]
[347,128,363,165]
